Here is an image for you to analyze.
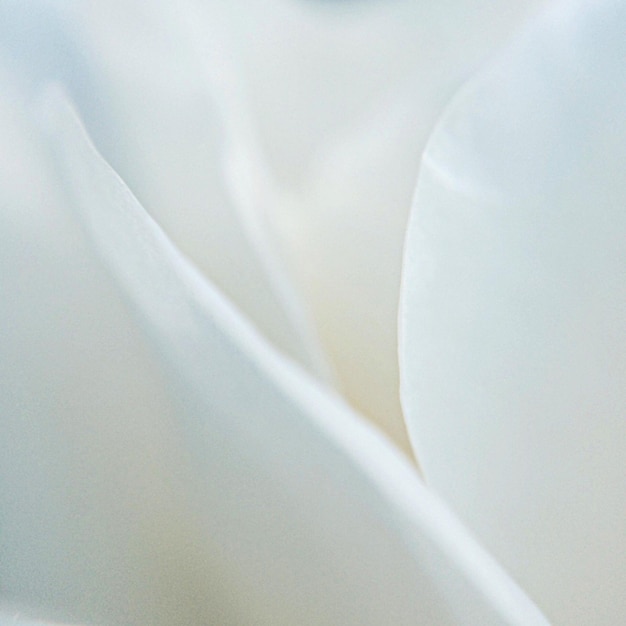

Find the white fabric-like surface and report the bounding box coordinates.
[0,0,545,452]
[214,0,547,450]
[401,0,626,622]
[0,71,548,625]
[0,0,329,378]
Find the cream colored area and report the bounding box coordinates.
[0,72,550,624]
[2,0,547,454]
[2,1,556,456]
[203,0,547,454]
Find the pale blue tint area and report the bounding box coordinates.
[0,1,111,154]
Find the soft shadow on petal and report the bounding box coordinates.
[208,0,547,452]
[0,0,329,378]
[0,68,251,626]
[400,0,626,622]
[23,85,550,625]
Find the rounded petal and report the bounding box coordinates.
[400,0,626,622]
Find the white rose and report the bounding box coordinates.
[0,0,621,624]
[401,0,626,623]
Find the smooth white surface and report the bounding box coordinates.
[0,0,549,452]
[218,0,548,450]
[1,0,548,452]
[401,1,626,622]
[0,72,549,624]
[0,0,328,378]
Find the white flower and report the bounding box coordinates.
[0,0,622,624]
[401,0,626,623]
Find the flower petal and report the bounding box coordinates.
[0,68,238,625]
[400,0,626,622]
[0,0,328,377]
[212,0,547,451]
[1,79,549,624]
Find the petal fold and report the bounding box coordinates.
[17,82,549,625]
[0,0,328,377]
[217,0,547,450]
